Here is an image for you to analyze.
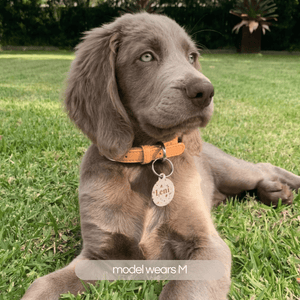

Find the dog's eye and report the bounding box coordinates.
[188,54,195,64]
[140,53,154,62]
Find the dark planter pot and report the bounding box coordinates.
[238,25,262,53]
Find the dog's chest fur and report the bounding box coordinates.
[79,146,217,260]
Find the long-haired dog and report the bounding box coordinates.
[22,12,300,300]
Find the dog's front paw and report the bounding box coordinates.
[257,180,293,206]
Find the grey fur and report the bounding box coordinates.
[22,12,300,300]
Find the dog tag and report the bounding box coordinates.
[152,174,175,206]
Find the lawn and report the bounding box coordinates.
[0,51,299,300]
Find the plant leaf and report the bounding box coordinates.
[232,20,249,34]
[261,24,271,34]
[249,20,259,33]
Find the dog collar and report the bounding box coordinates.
[108,137,185,164]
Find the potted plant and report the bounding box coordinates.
[230,0,278,53]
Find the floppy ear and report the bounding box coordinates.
[182,129,202,156]
[65,22,134,160]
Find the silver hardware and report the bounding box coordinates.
[152,157,174,178]
[151,143,175,206]
[156,141,167,162]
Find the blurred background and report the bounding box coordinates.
[0,0,299,53]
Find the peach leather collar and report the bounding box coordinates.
[109,137,185,164]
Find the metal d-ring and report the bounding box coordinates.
[156,141,167,162]
[152,157,174,178]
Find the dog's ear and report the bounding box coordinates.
[182,129,202,156]
[65,23,134,160]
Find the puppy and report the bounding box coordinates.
[22,12,300,300]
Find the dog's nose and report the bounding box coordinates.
[185,77,214,107]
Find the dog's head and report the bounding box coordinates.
[65,13,214,160]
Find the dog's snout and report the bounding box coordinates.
[185,77,214,107]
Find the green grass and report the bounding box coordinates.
[0,51,299,300]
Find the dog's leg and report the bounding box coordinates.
[159,234,231,300]
[199,142,300,206]
[153,163,232,300]
[21,254,92,300]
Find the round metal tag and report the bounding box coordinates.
[152,176,175,207]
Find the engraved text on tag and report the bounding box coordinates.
[152,175,175,206]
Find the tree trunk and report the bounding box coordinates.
[238,25,261,53]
